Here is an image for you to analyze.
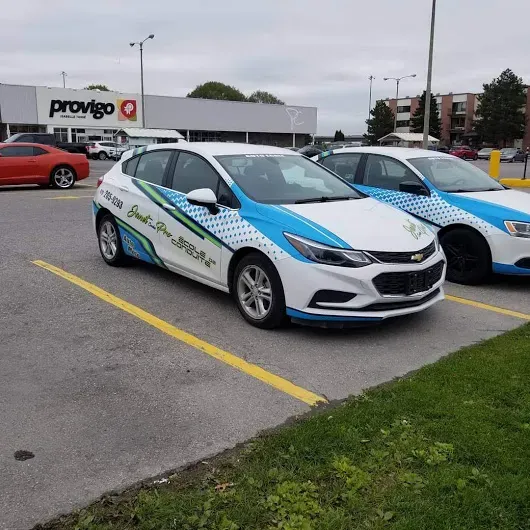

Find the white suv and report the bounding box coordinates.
[88,142,126,161]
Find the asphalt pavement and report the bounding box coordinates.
[1,159,529,529]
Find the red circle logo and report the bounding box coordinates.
[120,99,137,119]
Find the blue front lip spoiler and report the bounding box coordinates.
[493,262,530,275]
[286,308,383,322]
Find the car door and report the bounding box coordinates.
[31,146,53,182]
[99,149,172,267]
[318,152,363,184]
[355,153,433,220]
[0,145,39,183]
[155,151,228,285]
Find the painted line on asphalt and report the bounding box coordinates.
[446,294,530,321]
[44,195,94,200]
[32,260,327,407]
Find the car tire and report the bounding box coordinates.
[233,252,286,329]
[441,228,491,285]
[473,155,478,160]
[98,214,127,266]
[98,151,108,161]
[51,165,76,189]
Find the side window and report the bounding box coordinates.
[19,134,34,142]
[37,135,53,145]
[321,153,362,182]
[33,147,48,156]
[171,152,220,194]
[0,146,35,157]
[363,154,421,191]
[217,178,239,209]
[134,150,171,186]
[122,156,140,177]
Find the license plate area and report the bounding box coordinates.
[406,270,432,295]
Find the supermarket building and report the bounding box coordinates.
[0,84,317,147]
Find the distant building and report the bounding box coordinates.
[384,89,530,148]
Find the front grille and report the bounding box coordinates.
[367,241,436,264]
[356,288,441,311]
[373,260,445,296]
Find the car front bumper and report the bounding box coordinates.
[276,251,446,324]
[488,233,530,275]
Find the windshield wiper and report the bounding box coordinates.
[450,188,502,193]
[294,195,356,204]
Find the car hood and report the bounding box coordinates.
[256,198,436,252]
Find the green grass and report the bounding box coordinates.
[40,325,530,530]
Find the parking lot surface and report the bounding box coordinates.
[1,160,530,529]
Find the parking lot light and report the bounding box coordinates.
[130,34,155,128]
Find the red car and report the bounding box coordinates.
[449,145,478,160]
[0,143,89,189]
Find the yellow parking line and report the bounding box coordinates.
[446,294,530,321]
[44,195,94,200]
[32,260,326,407]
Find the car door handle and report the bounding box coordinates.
[118,185,129,192]
[162,203,176,211]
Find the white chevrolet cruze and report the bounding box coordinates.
[93,143,446,328]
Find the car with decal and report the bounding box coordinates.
[312,146,530,284]
[93,143,446,328]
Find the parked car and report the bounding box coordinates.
[3,132,88,156]
[500,148,526,163]
[449,145,478,160]
[0,143,89,188]
[87,141,128,160]
[94,143,446,328]
[312,146,530,284]
[477,148,495,160]
[297,145,323,158]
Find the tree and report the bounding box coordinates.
[333,129,345,141]
[247,90,284,104]
[364,101,394,145]
[187,81,247,102]
[474,69,527,147]
[410,90,441,139]
[84,84,110,91]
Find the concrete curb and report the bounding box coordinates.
[499,178,530,188]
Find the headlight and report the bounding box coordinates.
[504,221,530,238]
[284,233,372,267]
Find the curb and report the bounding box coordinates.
[499,178,530,188]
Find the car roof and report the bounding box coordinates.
[140,142,301,157]
[320,146,454,162]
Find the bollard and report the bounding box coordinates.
[489,149,501,179]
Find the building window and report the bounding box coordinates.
[396,120,410,128]
[71,128,85,142]
[397,105,411,113]
[451,117,466,130]
[189,130,221,142]
[53,127,68,142]
[452,101,466,113]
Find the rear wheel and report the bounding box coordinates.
[98,215,127,266]
[98,151,108,160]
[441,228,491,284]
[233,253,286,329]
[51,166,76,189]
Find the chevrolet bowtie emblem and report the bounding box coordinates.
[411,253,424,262]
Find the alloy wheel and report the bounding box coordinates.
[444,242,479,275]
[99,221,118,260]
[54,168,74,188]
[237,265,273,320]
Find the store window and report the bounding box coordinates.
[189,130,221,142]
[71,129,86,142]
[54,128,68,142]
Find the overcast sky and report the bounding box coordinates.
[2,0,529,135]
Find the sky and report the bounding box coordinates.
[2,0,529,135]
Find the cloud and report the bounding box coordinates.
[1,0,529,134]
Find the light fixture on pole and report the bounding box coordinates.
[60,71,67,88]
[422,0,437,149]
[368,75,375,124]
[383,74,417,132]
[130,34,155,128]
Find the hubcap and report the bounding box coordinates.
[54,168,74,188]
[100,221,118,260]
[237,265,272,320]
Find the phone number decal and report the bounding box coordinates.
[99,188,123,210]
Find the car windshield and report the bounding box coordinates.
[479,148,493,152]
[215,154,362,204]
[3,134,23,143]
[408,156,504,193]
[501,148,517,154]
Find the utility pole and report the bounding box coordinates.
[383,74,416,132]
[422,0,437,149]
[130,34,155,128]
[368,75,375,124]
[61,71,67,88]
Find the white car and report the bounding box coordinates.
[88,141,127,161]
[93,143,446,328]
[312,146,530,284]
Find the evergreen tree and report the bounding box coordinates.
[333,129,345,141]
[411,91,441,139]
[364,101,394,145]
[474,69,527,147]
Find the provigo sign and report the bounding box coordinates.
[36,87,140,127]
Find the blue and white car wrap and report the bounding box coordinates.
[94,143,446,325]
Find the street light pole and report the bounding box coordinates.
[130,34,155,129]
[368,75,375,124]
[383,74,417,132]
[61,71,67,88]
[422,0,437,149]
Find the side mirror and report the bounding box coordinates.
[399,181,429,196]
[186,188,219,214]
